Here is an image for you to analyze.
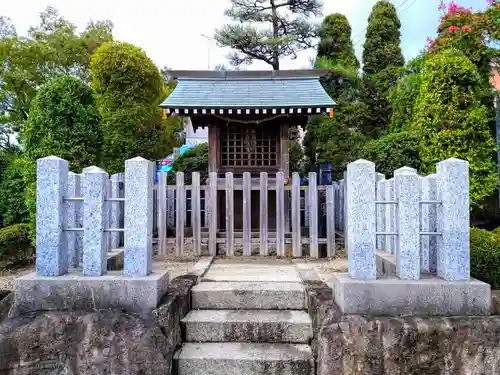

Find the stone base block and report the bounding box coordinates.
[376,251,396,277]
[332,272,491,316]
[8,270,169,317]
[107,248,124,270]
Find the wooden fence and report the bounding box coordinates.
[153,171,344,258]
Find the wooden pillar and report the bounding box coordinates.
[208,123,219,173]
[280,122,291,232]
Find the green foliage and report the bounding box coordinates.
[360,131,421,177]
[316,13,359,70]
[22,75,102,243]
[23,75,102,169]
[170,143,209,184]
[0,224,33,269]
[303,116,365,179]
[0,7,113,132]
[470,227,500,289]
[214,0,322,69]
[289,140,304,174]
[90,41,167,173]
[413,49,497,207]
[362,1,404,76]
[361,1,405,138]
[0,153,28,227]
[387,54,428,133]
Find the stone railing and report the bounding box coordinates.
[345,157,469,282]
[13,156,168,315]
[333,157,490,316]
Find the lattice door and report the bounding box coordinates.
[220,123,278,167]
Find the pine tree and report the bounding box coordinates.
[214,0,322,70]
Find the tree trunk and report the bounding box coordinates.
[270,0,280,70]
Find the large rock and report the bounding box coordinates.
[152,274,198,374]
[317,312,500,375]
[0,310,169,375]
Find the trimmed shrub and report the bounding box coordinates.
[0,224,33,269]
[170,143,209,184]
[22,75,102,244]
[413,48,497,208]
[470,227,500,289]
[90,41,166,174]
[360,131,420,177]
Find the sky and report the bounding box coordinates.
[0,0,489,70]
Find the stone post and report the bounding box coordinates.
[436,158,470,281]
[76,174,84,267]
[346,159,376,280]
[376,179,387,251]
[338,179,344,233]
[83,167,108,276]
[386,178,395,255]
[376,173,385,251]
[36,156,69,276]
[394,167,420,280]
[421,174,437,273]
[124,157,153,277]
[66,172,81,268]
[110,173,121,249]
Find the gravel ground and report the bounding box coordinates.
[0,256,200,291]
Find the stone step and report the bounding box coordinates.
[174,342,314,375]
[182,309,313,343]
[191,281,306,310]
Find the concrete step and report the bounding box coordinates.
[182,309,313,343]
[174,342,314,375]
[191,281,306,310]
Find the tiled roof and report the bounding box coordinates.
[161,76,335,109]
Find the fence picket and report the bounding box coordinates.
[276,172,285,257]
[260,172,268,256]
[175,172,185,256]
[192,172,201,255]
[225,172,234,256]
[291,173,301,257]
[208,172,217,256]
[308,172,318,258]
[326,185,335,257]
[243,172,252,256]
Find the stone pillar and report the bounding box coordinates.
[394,167,420,280]
[83,167,109,276]
[421,174,437,273]
[346,159,376,280]
[436,158,469,281]
[36,156,69,276]
[110,173,121,249]
[376,179,387,251]
[375,173,385,251]
[66,172,81,268]
[338,179,344,232]
[124,157,153,277]
[386,178,395,255]
[333,182,339,231]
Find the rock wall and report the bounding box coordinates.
[0,273,199,375]
[306,280,500,375]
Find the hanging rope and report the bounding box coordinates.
[213,113,288,124]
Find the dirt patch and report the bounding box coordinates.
[153,256,199,279]
[0,267,34,291]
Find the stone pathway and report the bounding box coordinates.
[174,258,314,375]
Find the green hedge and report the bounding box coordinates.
[360,131,420,177]
[0,224,34,269]
[470,227,500,289]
